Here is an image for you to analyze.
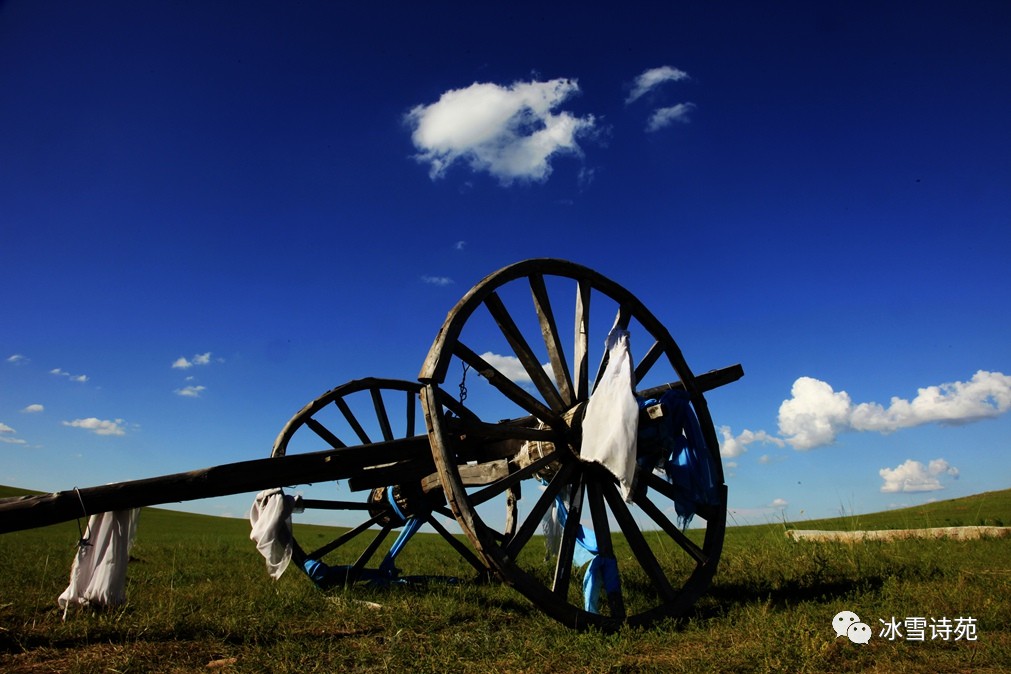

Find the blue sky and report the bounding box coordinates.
[2,1,1009,526]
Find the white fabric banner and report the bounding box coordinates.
[58,508,140,616]
[579,327,639,501]
[249,488,294,579]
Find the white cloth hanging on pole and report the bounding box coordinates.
[249,488,295,579]
[58,508,140,617]
[579,326,639,501]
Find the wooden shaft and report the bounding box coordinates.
[0,435,429,534]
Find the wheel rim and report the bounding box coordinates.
[419,259,727,629]
[272,378,487,584]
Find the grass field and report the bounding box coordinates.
[1,485,1008,673]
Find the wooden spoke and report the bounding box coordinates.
[306,418,346,450]
[529,273,575,407]
[484,291,566,412]
[644,470,698,513]
[425,513,488,575]
[633,490,708,566]
[350,526,393,575]
[370,387,394,442]
[468,449,561,507]
[433,386,479,421]
[633,339,664,388]
[504,462,575,561]
[452,341,559,423]
[585,479,624,619]
[552,471,586,597]
[573,278,591,402]
[307,511,387,560]
[600,480,677,601]
[333,396,372,446]
[405,389,417,436]
[504,485,519,537]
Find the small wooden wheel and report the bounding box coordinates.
[419,259,731,629]
[271,378,486,584]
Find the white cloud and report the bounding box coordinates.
[175,385,206,398]
[879,458,959,493]
[0,422,28,445]
[406,78,596,184]
[173,352,214,369]
[421,275,454,286]
[454,240,467,251]
[6,354,27,364]
[21,404,44,413]
[646,103,696,131]
[626,66,690,104]
[51,368,88,382]
[481,352,532,383]
[770,498,789,509]
[479,351,554,385]
[779,371,1011,450]
[62,417,126,436]
[718,425,785,458]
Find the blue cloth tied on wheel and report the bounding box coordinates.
[637,389,719,528]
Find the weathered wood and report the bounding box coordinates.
[0,435,429,534]
[529,273,575,407]
[484,291,566,412]
[452,341,559,424]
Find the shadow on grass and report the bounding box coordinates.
[699,574,887,616]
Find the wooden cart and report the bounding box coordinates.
[0,259,742,630]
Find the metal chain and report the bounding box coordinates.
[459,361,471,405]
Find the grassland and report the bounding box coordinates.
[1,485,1008,673]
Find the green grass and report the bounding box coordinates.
[1,486,1009,672]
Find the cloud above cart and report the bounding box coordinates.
[405,78,597,185]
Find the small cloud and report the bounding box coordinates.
[61,417,127,436]
[6,354,28,364]
[173,352,214,369]
[406,78,597,184]
[21,404,44,413]
[770,498,789,509]
[646,102,696,131]
[51,368,88,381]
[174,385,206,398]
[421,275,454,286]
[879,458,959,493]
[626,65,690,104]
[454,240,467,251]
[0,422,14,434]
[718,426,785,459]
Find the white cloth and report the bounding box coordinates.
[579,327,639,501]
[249,488,294,579]
[58,508,140,616]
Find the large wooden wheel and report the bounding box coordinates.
[419,259,731,629]
[271,378,486,585]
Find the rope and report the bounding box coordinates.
[73,487,91,547]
